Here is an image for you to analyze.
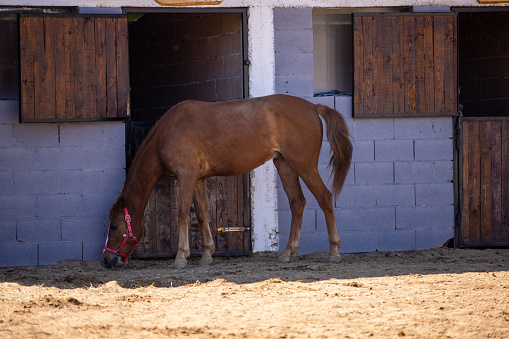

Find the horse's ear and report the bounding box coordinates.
[110,195,126,217]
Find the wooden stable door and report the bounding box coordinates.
[130,123,250,258]
[459,118,509,246]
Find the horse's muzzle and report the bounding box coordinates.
[103,252,123,268]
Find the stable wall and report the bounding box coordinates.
[0,100,126,267]
[274,8,455,254]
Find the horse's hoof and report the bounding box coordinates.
[199,256,213,266]
[278,255,290,264]
[327,253,342,263]
[173,259,188,269]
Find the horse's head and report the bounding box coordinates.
[103,196,140,268]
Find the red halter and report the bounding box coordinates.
[103,207,140,265]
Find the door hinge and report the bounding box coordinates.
[217,226,250,233]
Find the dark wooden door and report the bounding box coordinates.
[130,123,250,258]
[459,118,509,246]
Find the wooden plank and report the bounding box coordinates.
[82,17,96,119]
[372,16,384,114]
[501,121,509,243]
[490,121,502,242]
[363,16,375,115]
[423,16,435,114]
[479,121,493,242]
[19,15,35,120]
[32,16,45,120]
[106,18,118,118]
[95,18,107,118]
[156,175,173,253]
[434,16,446,113]
[414,16,426,114]
[169,176,180,252]
[467,121,481,243]
[461,120,470,243]
[74,17,85,119]
[391,15,405,115]
[55,17,67,119]
[352,15,364,117]
[116,17,130,118]
[381,16,393,115]
[443,14,457,113]
[43,17,57,120]
[64,17,76,119]
[216,176,229,251]
[403,16,416,114]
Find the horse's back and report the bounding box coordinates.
[156,95,324,177]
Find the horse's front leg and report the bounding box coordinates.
[174,176,196,269]
[193,180,215,265]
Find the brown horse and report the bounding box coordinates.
[103,94,352,269]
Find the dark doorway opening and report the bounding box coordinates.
[126,10,251,258]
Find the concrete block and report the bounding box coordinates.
[60,122,124,146]
[275,29,313,53]
[0,171,14,195]
[33,147,83,171]
[376,184,415,207]
[275,74,314,97]
[415,183,454,206]
[319,141,331,165]
[416,227,454,250]
[0,123,15,147]
[0,242,38,267]
[274,8,312,31]
[62,217,108,242]
[355,118,394,141]
[431,118,453,139]
[82,194,119,217]
[377,229,416,252]
[296,231,330,255]
[395,161,434,184]
[36,194,84,219]
[396,205,454,230]
[354,162,394,185]
[0,220,16,241]
[394,118,434,139]
[13,171,60,195]
[83,241,106,261]
[415,139,453,161]
[0,100,19,124]
[328,207,395,231]
[59,169,125,195]
[0,147,36,171]
[277,209,316,235]
[17,219,61,242]
[352,140,374,162]
[334,96,353,118]
[0,196,37,220]
[12,123,59,147]
[308,96,334,108]
[38,241,82,265]
[432,161,454,183]
[275,52,313,76]
[82,146,125,170]
[338,230,379,253]
[375,140,414,161]
[336,185,376,209]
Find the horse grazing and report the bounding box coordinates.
[103,94,352,269]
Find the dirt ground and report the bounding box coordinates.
[1,248,508,338]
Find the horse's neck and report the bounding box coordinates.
[122,144,163,229]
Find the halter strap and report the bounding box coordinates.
[103,207,140,265]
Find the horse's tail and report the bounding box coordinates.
[315,104,353,201]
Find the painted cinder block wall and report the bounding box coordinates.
[274,8,455,254]
[0,100,126,267]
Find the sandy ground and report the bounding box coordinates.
[1,248,509,338]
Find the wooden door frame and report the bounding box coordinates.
[124,8,251,257]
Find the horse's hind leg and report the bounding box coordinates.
[298,168,342,262]
[193,180,215,265]
[274,157,306,263]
